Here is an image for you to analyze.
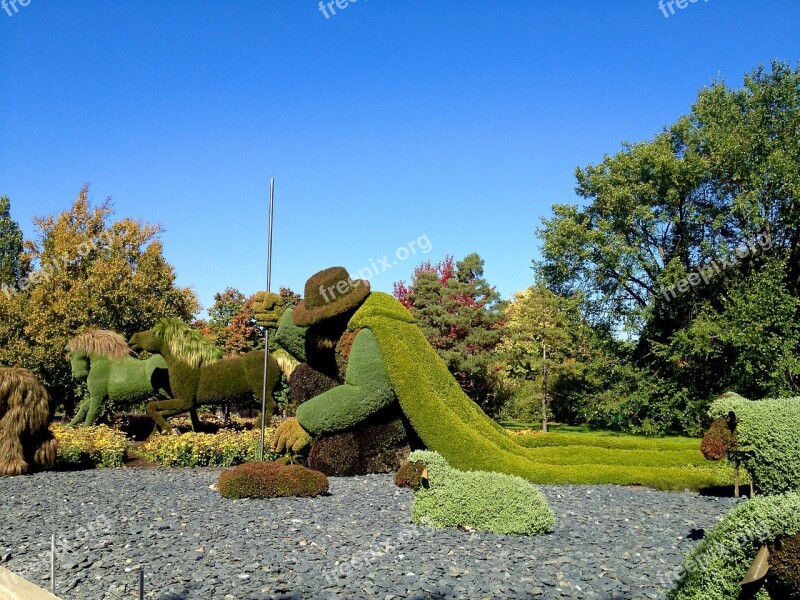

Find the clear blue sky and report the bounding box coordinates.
[1,1,798,313]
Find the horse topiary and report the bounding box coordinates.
[67,329,173,427]
[129,319,281,435]
[0,368,58,476]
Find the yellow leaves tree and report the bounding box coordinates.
[0,185,199,413]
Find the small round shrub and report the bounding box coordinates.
[218,461,328,499]
[700,416,737,461]
[288,363,339,412]
[395,461,425,490]
[767,532,800,599]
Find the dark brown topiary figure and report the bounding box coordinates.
[766,532,800,599]
[701,415,738,461]
[0,368,58,476]
[394,460,425,491]
[307,410,411,476]
[217,461,328,499]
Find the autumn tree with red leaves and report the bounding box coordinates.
[394,253,507,415]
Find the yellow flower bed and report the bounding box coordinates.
[52,423,129,468]
[140,427,278,467]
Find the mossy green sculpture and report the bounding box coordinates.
[407,451,554,536]
[273,268,724,490]
[129,319,281,435]
[703,393,800,495]
[67,329,172,426]
[0,367,57,476]
[668,493,800,599]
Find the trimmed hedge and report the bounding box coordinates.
[218,461,329,499]
[709,394,800,495]
[349,293,727,491]
[407,451,554,536]
[307,413,409,476]
[668,493,800,600]
[296,329,395,436]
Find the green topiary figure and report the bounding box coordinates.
[67,330,173,427]
[0,368,58,476]
[703,393,800,495]
[218,461,329,499]
[272,267,724,489]
[668,493,800,599]
[129,319,281,435]
[407,450,554,536]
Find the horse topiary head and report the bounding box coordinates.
[66,329,133,380]
[130,319,222,368]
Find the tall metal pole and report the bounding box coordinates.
[259,177,275,461]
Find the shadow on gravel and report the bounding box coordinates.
[699,484,751,498]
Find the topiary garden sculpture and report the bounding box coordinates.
[67,329,172,427]
[218,461,329,499]
[129,319,281,435]
[0,367,58,476]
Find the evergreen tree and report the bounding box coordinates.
[0,196,24,287]
[394,253,506,415]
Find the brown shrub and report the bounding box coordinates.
[218,461,328,499]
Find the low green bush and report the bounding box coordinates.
[218,461,329,499]
[668,493,800,600]
[709,394,800,495]
[407,451,554,536]
[140,428,278,467]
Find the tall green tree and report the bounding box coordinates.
[498,284,609,426]
[535,61,800,433]
[394,253,506,414]
[0,185,199,411]
[0,196,24,287]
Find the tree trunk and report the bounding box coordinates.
[542,343,549,433]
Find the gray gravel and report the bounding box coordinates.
[0,469,742,599]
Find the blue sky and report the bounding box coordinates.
[1,1,798,313]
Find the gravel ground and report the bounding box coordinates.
[0,469,742,599]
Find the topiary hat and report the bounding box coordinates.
[292,266,370,326]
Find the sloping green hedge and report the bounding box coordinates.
[709,394,800,495]
[668,493,800,600]
[408,451,554,536]
[350,293,726,491]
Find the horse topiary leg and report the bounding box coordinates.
[69,396,90,427]
[84,390,107,426]
[146,398,194,435]
[189,409,201,432]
